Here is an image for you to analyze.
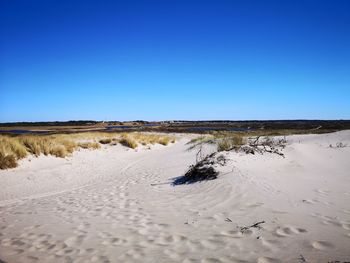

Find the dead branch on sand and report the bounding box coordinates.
[240,221,266,233]
[172,152,227,185]
[236,136,286,157]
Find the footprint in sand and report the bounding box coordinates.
[64,235,85,247]
[221,229,253,238]
[200,239,225,250]
[302,199,317,204]
[323,219,343,227]
[90,255,110,263]
[101,237,128,246]
[341,223,350,230]
[316,189,331,196]
[201,258,224,263]
[260,238,281,250]
[257,257,281,263]
[275,226,307,237]
[311,240,334,250]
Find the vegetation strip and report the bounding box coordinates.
[0,132,175,169]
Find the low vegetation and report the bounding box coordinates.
[217,134,245,151]
[119,135,138,149]
[0,132,176,169]
[0,152,18,169]
[99,138,112,144]
[78,142,101,149]
[180,132,288,185]
[173,153,226,185]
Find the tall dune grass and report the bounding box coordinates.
[119,135,138,149]
[0,132,176,169]
[186,132,246,152]
[78,142,101,149]
[217,134,245,151]
[130,133,176,146]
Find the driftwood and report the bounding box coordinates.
[229,136,286,157]
[172,153,227,185]
[175,135,287,186]
[240,221,265,233]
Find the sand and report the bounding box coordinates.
[0,131,349,263]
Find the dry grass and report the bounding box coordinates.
[119,136,138,149]
[0,132,176,169]
[0,136,28,159]
[123,133,176,147]
[78,142,101,149]
[100,132,177,149]
[49,145,68,158]
[187,132,246,152]
[0,135,80,169]
[0,152,18,169]
[99,138,112,144]
[217,134,245,151]
[158,137,171,145]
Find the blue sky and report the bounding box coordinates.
[1,0,349,122]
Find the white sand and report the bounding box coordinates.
[0,131,350,263]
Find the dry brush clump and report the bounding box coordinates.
[180,133,287,185]
[188,132,286,156]
[173,153,227,185]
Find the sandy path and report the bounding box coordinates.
[0,132,350,263]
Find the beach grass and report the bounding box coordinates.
[216,134,246,151]
[0,132,176,169]
[119,135,138,149]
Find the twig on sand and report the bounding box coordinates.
[298,254,306,262]
[240,221,265,232]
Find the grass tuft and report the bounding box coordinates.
[158,137,171,145]
[78,142,101,149]
[99,138,112,144]
[217,135,245,151]
[49,145,68,158]
[0,152,18,169]
[119,136,138,149]
[0,152,17,169]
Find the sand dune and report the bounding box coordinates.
[0,131,349,263]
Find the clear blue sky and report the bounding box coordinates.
[1,0,349,122]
